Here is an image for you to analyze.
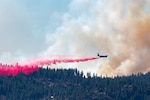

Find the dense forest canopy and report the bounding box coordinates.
[0,68,150,100]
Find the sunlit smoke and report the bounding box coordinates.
[98,0,150,76]
[45,0,150,76]
[0,0,150,77]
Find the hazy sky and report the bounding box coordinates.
[0,0,100,74]
[0,0,150,76]
[0,0,70,53]
[0,0,70,61]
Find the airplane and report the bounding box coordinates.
[97,53,108,58]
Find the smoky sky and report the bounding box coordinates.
[45,0,150,76]
[1,0,150,76]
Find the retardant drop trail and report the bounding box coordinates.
[0,56,99,76]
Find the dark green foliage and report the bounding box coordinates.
[0,68,150,100]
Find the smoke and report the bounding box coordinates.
[0,56,98,76]
[1,0,150,77]
[45,0,150,76]
[98,0,150,76]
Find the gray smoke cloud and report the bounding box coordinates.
[1,0,150,76]
[45,0,150,76]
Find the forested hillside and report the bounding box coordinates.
[0,68,150,100]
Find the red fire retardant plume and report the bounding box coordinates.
[0,57,99,76]
[0,63,38,76]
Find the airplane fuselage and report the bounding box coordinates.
[99,55,107,57]
[97,53,107,58]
